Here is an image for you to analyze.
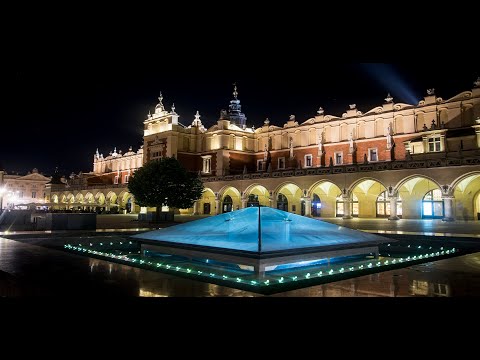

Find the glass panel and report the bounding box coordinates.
[377,191,386,201]
[352,203,359,215]
[424,191,432,201]
[397,202,403,216]
[336,202,344,215]
[432,189,442,201]
[386,202,391,216]
[377,203,385,215]
[423,202,433,216]
[434,202,444,217]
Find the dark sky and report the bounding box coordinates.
[4,62,478,176]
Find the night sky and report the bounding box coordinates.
[4,62,478,176]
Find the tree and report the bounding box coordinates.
[128,157,204,220]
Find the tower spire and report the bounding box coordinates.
[233,83,238,99]
[225,82,247,128]
[154,91,166,113]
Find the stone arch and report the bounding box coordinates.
[394,174,442,195]
[198,187,215,215]
[84,192,94,204]
[51,194,59,204]
[66,193,75,203]
[395,174,442,219]
[106,191,118,204]
[94,192,106,206]
[244,184,270,207]
[308,180,343,217]
[274,182,302,214]
[75,193,84,204]
[118,191,131,208]
[451,171,480,220]
[349,177,388,218]
[218,186,241,213]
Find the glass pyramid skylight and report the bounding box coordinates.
[133,207,390,253]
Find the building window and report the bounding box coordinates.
[428,137,441,152]
[19,191,24,199]
[114,176,119,184]
[336,194,358,217]
[334,152,343,165]
[278,157,285,170]
[422,189,444,219]
[32,191,36,199]
[277,193,288,211]
[257,160,264,171]
[304,154,313,168]
[311,194,321,217]
[376,191,403,218]
[222,195,233,213]
[247,194,259,207]
[202,156,212,174]
[368,148,378,162]
[124,175,129,183]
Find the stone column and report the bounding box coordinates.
[342,194,352,219]
[442,195,455,222]
[303,197,312,217]
[388,197,400,221]
[193,201,199,215]
[241,198,247,209]
[270,197,277,209]
[215,199,220,215]
[474,119,480,148]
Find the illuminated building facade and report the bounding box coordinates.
[47,146,143,213]
[50,79,480,220]
[0,168,50,210]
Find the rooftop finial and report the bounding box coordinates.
[317,107,324,115]
[171,103,176,113]
[474,77,480,88]
[427,88,435,96]
[233,82,238,99]
[158,91,163,104]
[264,118,270,126]
[385,93,393,103]
[192,110,202,127]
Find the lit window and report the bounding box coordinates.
[278,157,285,170]
[369,148,378,162]
[32,191,36,198]
[114,176,119,184]
[334,152,343,165]
[304,154,313,168]
[202,155,212,174]
[428,137,441,152]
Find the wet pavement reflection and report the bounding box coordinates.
[1,237,480,297]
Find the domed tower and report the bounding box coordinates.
[224,83,247,128]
